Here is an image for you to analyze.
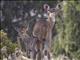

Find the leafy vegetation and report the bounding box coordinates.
[0,30,17,59]
[53,1,80,60]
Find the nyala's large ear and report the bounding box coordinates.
[55,2,62,10]
[55,3,62,16]
[43,4,50,12]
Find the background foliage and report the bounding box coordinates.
[0,0,80,60]
[53,1,80,60]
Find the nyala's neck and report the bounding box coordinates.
[47,16,55,23]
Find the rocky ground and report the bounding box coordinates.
[3,52,71,60]
[2,47,73,60]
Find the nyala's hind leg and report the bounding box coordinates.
[37,42,43,60]
[36,49,41,60]
[33,51,37,60]
[48,51,51,60]
[42,39,46,50]
[27,50,30,58]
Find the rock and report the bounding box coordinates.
[8,55,12,60]
[21,55,32,60]
[56,54,70,60]
[43,55,48,60]
[3,58,7,60]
